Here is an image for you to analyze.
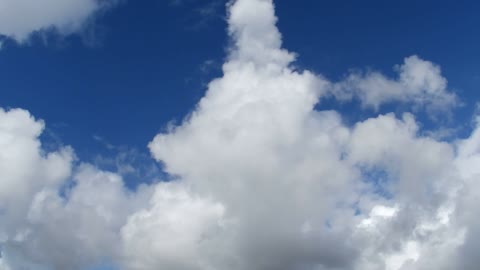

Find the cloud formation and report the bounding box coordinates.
[0,0,119,43]
[0,0,479,270]
[330,55,457,113]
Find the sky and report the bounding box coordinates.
[0,0,480,270]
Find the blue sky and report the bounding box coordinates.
[1,1,480,270]
[1,0,478,164]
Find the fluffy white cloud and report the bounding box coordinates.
[330,55,457,113]
[121,183,226,270]
[0,0,119,43]
[0,108,73,236]
[0,108,73,268]
[0,0,479,270]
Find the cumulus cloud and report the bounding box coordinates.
[0,0,120,43]
[121,183,226,270]
[330,55,458,113]
[0,0,479,270]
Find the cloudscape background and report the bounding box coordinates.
[0,0,480,270]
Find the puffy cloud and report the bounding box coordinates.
[226,0,295,68]
[0,0,479,270]
[121,183,226,270]
[16,165,136,270]
[348,113,455,205]
[0,108,147,270]
[330,55,458,113]
[0,108,73,235]
[148,0,469,269]
[0,108,73,268]
[0,0,120,43]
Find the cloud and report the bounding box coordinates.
[171,0,224,30]
[330,55,458,113]
[0,0,479,270]
[121,183,226,270]
[0,0,120,44]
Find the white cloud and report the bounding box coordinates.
[0,0,479,270]
[0,258,11,270]
[0,0,119,43]
[330,55,458,113]
[121,183,226,270]
[0,108,73,233]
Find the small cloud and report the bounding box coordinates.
[93,135,115,150]
[330,55,458,118]
[200,59,218,73]
[197,0,223,17]
[170,0,225,30]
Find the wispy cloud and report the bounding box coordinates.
[171,0,225,30]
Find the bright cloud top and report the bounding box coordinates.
[0,0,119,43]
[0,0,479,270]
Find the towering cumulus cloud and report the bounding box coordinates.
[1,0,479,270]
[0,0,119,43]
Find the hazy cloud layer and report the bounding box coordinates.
[0,0,479,270]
